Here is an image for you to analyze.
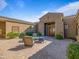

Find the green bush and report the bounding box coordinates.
[55,34,63,40]
[19,32,25,38]
[37,32,42,36]
[67,43,79,59]
[7,32,19,39]
[26,32,33,36]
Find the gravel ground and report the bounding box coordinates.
[29,37,73,59]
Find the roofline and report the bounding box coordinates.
[0,16,33,25]
[63,15,75,18]
[39,12,63,20]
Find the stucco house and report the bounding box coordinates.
[38,13,64,37]
[63,15,77,39]
[76,11,79,41]
[0,16,33,38]
[37,12,78,39]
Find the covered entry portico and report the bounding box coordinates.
[38,13,64,37]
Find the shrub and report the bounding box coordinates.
[67,43,79,59]
[37,32,42,36]
[19,32,25,38]
[7,32,19,39]
[26,32,33,36]
[55,34,63,40]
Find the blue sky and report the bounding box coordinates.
[0,0,79,22]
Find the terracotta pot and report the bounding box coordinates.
[23,36,33,46]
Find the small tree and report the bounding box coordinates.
[26,32,33,36]
[37,32,42,36]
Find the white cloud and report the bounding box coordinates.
[28,1,79,22]
[0,0,7,11]
[35,10,49,19]
[56,1,79,16]
[28,11,49,22]
[41,11,49,15]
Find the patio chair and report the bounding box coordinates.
[34,37,44,43]
[23,36,33,46]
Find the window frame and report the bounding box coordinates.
[12,26,19,32]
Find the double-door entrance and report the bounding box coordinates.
[44,23,55,36]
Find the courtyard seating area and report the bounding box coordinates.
[23,36,44,46]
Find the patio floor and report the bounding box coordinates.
[0,38,51,59]
[0,37,73,59]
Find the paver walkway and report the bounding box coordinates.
[28,37,73,59]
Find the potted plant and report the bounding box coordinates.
[23,32,33,46]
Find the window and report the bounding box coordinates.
[64,24,68,29]
[0,29,2,35]
[12,26,19,32]
[76,23,78,35]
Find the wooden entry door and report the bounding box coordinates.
[48,23,55,36]
[45,23,55,36]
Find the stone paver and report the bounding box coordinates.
[0,38,51,59]
[28,37,73,59]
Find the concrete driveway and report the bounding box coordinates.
[28,37,73,59]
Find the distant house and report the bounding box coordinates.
[37,12,78,39]
[0,16,33,38]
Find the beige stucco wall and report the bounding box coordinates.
[5,21,32,38]
[63,16,77,38]
[76,12,79,41]
[38,13,64,37]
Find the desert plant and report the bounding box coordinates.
[37,32,42,36]
[7,32,19,39]
[19,32,25,38]
[67,43,79,59]
[55,34,63,40]
[26,32,33,36]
